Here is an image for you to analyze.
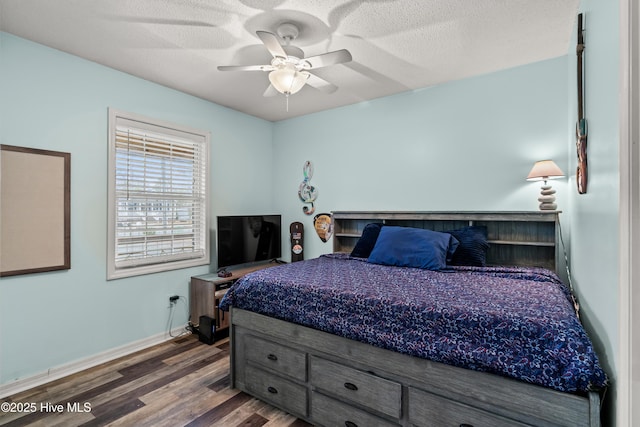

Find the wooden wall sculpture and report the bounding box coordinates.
[576,13,588,194]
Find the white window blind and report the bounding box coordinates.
[108,110,209,279]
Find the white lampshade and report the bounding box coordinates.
[526,160,565,182]
[269,64,309,95]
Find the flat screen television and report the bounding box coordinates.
[216,215,282,270]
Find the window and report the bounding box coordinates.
[107,109,209,279]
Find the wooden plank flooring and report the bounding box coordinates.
[0,334,313,427]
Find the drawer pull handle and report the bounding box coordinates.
[345,422,358,427]
[344,382,358,391]
[267,354,278,361]
[267,386,278,394]
[459,424,474,427]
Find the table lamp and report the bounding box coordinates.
[526,160,565,210]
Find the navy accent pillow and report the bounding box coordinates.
[367,226,459,271]
[350,223,384,258]
[446,226,489,266]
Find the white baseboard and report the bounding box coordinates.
[0,326,190,399]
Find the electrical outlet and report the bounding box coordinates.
[169,295,179,304]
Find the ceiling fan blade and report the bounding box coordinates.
[263,85,279,97]
[304,49,352,69]
[256,31,287,59]
[217,64,273,72]
[306,73,338,94]
[103,15,217,27]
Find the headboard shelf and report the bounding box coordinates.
[332,211,560,271]
[489,240,556,247]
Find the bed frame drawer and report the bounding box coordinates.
[408,387,533,427]
[245,365,308,417]
[311,391,399,427]
[310,356,401,419]
[231,308,600,427]
[245,335,306,381]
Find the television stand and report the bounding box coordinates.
[190,262,279,343]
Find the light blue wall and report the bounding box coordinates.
[273,58,570,260]
[0,33,273,384]
[567,2,620,424]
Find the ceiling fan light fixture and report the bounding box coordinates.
[269,65,309,95]
[219,27,352,104]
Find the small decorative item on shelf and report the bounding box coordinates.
[526,160,565,210]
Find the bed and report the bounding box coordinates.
[220,211,607,427]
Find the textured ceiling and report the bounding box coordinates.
[0,0,580,122]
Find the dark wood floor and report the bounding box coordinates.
[0,334,313,427]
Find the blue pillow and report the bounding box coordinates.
[350,223,383,258]
[367,226,459,270]
[446,226,489,266]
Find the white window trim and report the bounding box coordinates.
[107,108,210,280]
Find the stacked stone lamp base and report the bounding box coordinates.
[538,182,557,210]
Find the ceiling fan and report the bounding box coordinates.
[218,23,352,98]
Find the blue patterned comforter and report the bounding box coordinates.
[219,253,607,393]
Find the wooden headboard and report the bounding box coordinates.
[332,211,560,271]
